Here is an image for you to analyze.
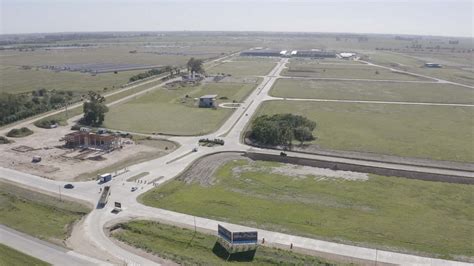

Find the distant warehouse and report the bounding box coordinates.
[240,49,284,57]
[240,48,336,58]
[293,50,336,58]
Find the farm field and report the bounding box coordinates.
[0,65,144,94]
[141,157,474,260]
[112,220,334,265]
[0,243,50,266]
[282,61,429,81]
[0,43,243,94]
[254,101,474,162]
[105,81,259,135]
[0,181,90,246]
[208,60,277,76]
[270,79,474,104]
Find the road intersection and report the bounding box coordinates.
[1,57,473,265]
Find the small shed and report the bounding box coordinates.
[424,63,442,68]
[199,94,217,108]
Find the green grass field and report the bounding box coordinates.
[0,182,91,245]
[208,60,276,76]
[367,51,474,86]
[254,101,474,162]
[141,159,474,260]
[105,81,258,135]
[270,79,474,104]
[112,220,335,265]
[282,61,428,81]
[0,244,50,266]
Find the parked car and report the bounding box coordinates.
[64,184,74,189]
[131,187,138,192]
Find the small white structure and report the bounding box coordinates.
[339,52,356,59]
[199,94,217,108]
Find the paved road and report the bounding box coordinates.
[0,225,110,266]
[1,57,473,265]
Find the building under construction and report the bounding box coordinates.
[64,131,121,151]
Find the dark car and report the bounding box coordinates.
[280,152,287,157]
[64,184,74,189]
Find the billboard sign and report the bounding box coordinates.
[232,231,258,244]
[218,225,258,244]
[218,225,232,243]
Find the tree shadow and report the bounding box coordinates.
[212,241,257,262]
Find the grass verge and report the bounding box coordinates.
[0,181,91,246]
[111,220,335,265]
[127,172,150,182]
[140,159,474,260]
[0,243,50,266]
[270,79,474,104]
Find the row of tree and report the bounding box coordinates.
[129,68,167,82]
[0,90,77,126]
[250,114,316,147]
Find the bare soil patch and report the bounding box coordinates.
[0,125,177,181]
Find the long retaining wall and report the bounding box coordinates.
[244,152,474,185]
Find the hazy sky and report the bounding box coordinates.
[1,0,473,37]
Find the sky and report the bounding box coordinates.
[1,0,473,37]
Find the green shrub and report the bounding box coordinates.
[6,127,33,138]
[34,118,60,129]
[0,136,12,144]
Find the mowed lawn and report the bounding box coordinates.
[105,82,258,135]
[112,220,333,265]
[255,101,474,162]
[141,159,474,260]
[0,244,50,266]
[270,79,474,104]
[0,182,90,246]
[282,61,428,81]
[208,60,277,76]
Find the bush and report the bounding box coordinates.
[6,127,33,138]
[198,138,225,146]
[0,136,12,144]
[34,118,60,129]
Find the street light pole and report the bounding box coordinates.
[58,185,62,202]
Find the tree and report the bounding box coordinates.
[163,65,173,77]
[81,91,108,126]
[187,57,204,74]
[294,126,314,145]
[250,114,316,148]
